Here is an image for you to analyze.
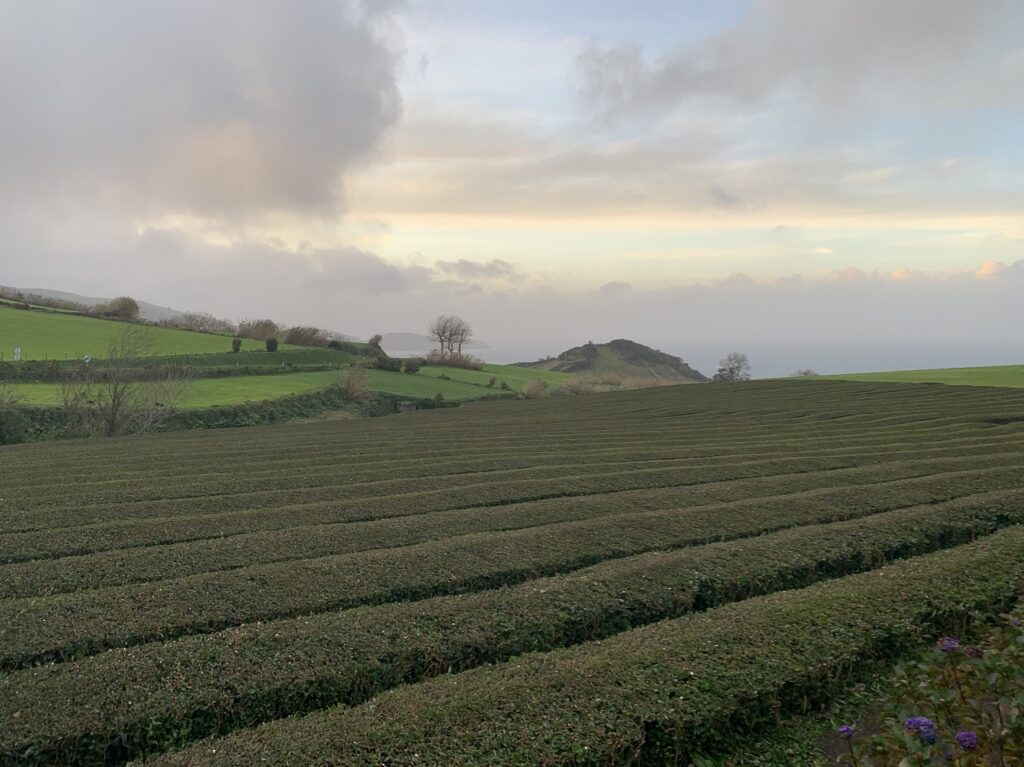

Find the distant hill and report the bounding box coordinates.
[11,287,186,323]
[517,339,707,382]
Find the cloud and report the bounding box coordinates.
[577,0,1023,118]
[435,258,519,279]
[599,280,632,295]
[0,1,402,220]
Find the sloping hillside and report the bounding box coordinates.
[8,287,186,323]
[517,339,707,381]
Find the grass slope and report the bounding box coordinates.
[518,338,707,381]
[418,363,568,392]
[3,381,1024,764]
[0,305,278,360]
[821,364,1024,388]
[6,369,512,408]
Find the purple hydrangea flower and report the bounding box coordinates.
[837,724,855,739]
[906,716,937,744]
[937,636,960,653]
[955,731,978,751]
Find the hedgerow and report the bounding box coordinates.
[2,497,1021,765]
[4,479,1024,673]
[3,463,1023,599]
[136,526,1024,767]
[7,443,1022,563]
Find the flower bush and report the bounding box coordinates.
[838,615,1024,766]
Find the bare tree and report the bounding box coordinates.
[792,369,818,377]
[450,316,473,355]
[428,315,453,354]
[93,326,192,435]
[60,364,96,437]
[427,314,472,357]
[712,352,752,382]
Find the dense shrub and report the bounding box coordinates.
[423,351,483,370]
[374,357,402,373]
[92,296,140,320]
[237,319,281,341]
[265,338,279,353]
[840,618,1024,765]
[231,338,242,353]
[403,359,422,374]
[284,326,331,347]
[0,388,28,444]
[161,312,237,335]
[343,368,369,399]
[523,379,549,399]
[132,528,1024,766]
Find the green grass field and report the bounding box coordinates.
[0,306,281,360]
[418,363,569,392]
[3,380,1024,764]
[821,364,1024,388]
[6,369,513,408]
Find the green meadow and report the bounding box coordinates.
[6,369,513,408]
[0,307,278,361]
[821,364,1024,388]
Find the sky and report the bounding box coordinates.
[0,0,1022,376]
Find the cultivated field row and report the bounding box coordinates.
[2,380,1023,765]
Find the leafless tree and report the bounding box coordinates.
[92,326,192,435]
[163,312,237,335]
[792,369,818,377]
[427,314,473,357]
[428,315,453,354]
[449,316,472,355]
[342,367,369,399]
[712,352,752,382]
[60,364,97,436]
[237,319,281,341]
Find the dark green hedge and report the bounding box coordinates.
[3,478,1024,673]
[4,463,1023,599]
[2,501,1022,765]
[135,526,1024,767]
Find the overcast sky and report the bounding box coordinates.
[1,0,1022,376]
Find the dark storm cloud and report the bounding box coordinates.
[0,0,402,218]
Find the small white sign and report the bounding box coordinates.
[13,346,21,362]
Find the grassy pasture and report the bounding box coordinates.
[5,369,513,408]
[0,305,277,360]
[821,363,1024,388]
[2,380,1024,764]
[417,362,569,392]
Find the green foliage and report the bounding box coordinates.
[0,304,273,360]
[265,337,279,352]
[231,337,241,353]
[131,529,1024,766]
[374,356,402,372]
[92,295,139,320]
[0,386,28,444]
[403,359,422,374]
[519,338,707,381]
[840,619,1024,766]
[4,381,1024,764]
[823,364,1024,389]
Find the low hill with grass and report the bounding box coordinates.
[819,364,1024,389]
[0,303,279,361]
[517,339,707,382]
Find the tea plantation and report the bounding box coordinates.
[2,380,1024,765]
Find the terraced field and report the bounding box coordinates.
[2,380,1024,765]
